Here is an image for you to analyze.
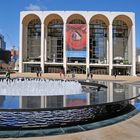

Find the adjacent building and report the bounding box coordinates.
[0,33,6,50]
[0,33,11,69]
[19,11,136,75]
[9,47,19,70]
[0,49,11,64]
[136,48,140,74]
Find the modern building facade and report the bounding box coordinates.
[19,11,136,75]
[0,49,11,64]
[0,33,6,50]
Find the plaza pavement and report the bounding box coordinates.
[1,72,140,140]
[9,72,140,83]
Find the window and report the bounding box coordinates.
[27,19,41,59]
[113,20,128,63]
[89,19,107,64]
[47,19,63,63]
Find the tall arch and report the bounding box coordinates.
[66,14,86,65]
[89,15,109,65]
[22,14,41,61]
[44,14,64,64]
[89,14,109,26]
[22,14,41,26]
[112,15,133,75]
[66,14,86,24]
[112,15,133,28]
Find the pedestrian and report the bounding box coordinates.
[90,73,93,79]
[62,70,65,78]
[114,73,117,78]
[60,71,62,78]
[39,67,42,77]
[72,71,75,79]
[87,72,90,79]
[6,70,11,81]
[36,68,39,77]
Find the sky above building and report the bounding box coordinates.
[0,0,140,49]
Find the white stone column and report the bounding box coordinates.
[63,22,67,73]
[128,28,131,64]
[41,96,45,108]
[19,23,23,73]
[44,27,47,62]
[109,24,113,75]
[24,27,28,60]
[63,95,66,107]
[86,23,90,74]
[87,93,90,105]
[107,39,109,64]
[131,86,136,105]
[41,23,45,73]
[108,82,113,102]
[19,96,22,109]
[132,24,136,76]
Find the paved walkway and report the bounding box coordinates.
[8,72,140,83]
[1,72,140,140]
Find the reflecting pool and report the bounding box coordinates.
[0,79,140,138]
[0,80,139,109]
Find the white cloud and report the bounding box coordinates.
[25,3,41,11]
[25,3,47,11]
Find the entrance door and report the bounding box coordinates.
[113,68,128,75]
[67,66,86,74]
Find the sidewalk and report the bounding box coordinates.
[9,72,140,83]
[12,112,140,140]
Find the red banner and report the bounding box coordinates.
[66,24,87,50]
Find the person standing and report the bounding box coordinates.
[72,71,75,79]
[60,71,62,78]
[114,73,117,78]
[90,73,93,79]
[6,70,11,81]
[36,68,39,77]
[87,72,90,79]
[39,67,42,77]
[62,69,65,78]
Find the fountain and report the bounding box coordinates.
[0,79,82,96]
[0,78,140,138]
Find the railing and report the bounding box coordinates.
[90,58,108,64]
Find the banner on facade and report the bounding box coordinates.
[66,24,87,58]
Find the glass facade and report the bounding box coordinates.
[47,19,63,63]
[27,19,41,60]
[113,20,129,64]
[89,20,107,64]
[21,12,135,75]
[69,19,85,24]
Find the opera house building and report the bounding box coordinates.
[19,11,136,75]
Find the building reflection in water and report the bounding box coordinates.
[0,82,140,109]
[0,96,5,106]
[21,96,41,108]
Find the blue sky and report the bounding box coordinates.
[0,0,140,49]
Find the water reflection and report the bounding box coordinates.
[0,81,139,109]
[66,94,87,107]
[21,96,41,108]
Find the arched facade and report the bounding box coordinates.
[112,15,133,75]
[21,14,41,72]
[44,14,64,72]
[19,11,136,75]
[89,15,109,74]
